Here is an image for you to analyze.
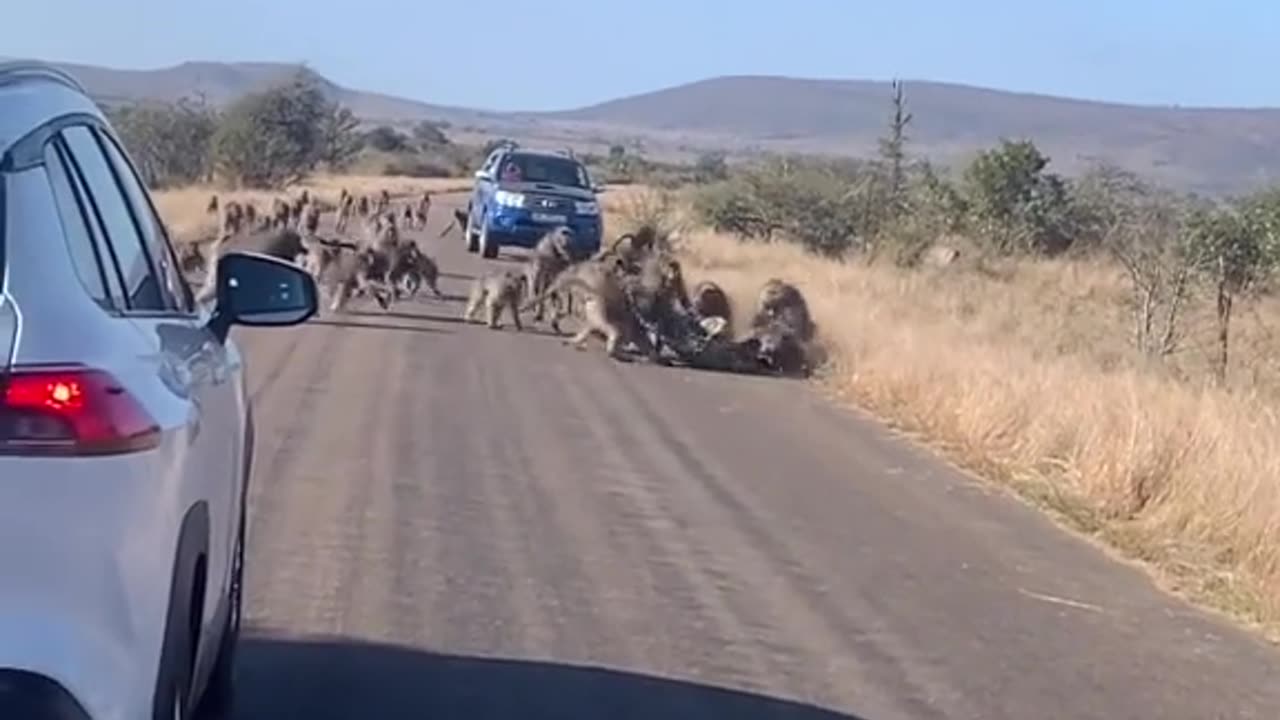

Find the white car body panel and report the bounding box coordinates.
[0,70,253,718]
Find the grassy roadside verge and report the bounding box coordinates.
[607,197,1280,641]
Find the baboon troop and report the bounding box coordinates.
[187,188,819,378]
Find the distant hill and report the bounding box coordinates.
[28,59,504,127]
[541,75,1280,195]
[15,59,1280,195]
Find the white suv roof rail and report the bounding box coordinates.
[0,61,89,94]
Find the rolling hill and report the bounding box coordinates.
[542,75,1280,195]
[12,58,1280,195]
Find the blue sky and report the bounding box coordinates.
[8,0,1278,111]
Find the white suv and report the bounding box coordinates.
[0,62,318,719]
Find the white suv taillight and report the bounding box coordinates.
[0,365,161,456]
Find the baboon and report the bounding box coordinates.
[690,280,733,326]
[242,202,258,230]
[374,189,391,215]
[208,196,246,237]
[749,318,812,378]
[177,241,207,278]
[463,270,527,330]
[388,241,443,299]
[622,252,692,356]
[523,226,576,325]
[194,226,319,304]
[357,194,371,218]
[438,208,470,239]
[309,244,393,313]
[288,191,310,228]
[335,192,355,233]
[270,197,292,229]
[300,202,322,236]
[369,212,402,254]
[414,192,432,230]
[596,225,659,269]
[751,278,815,342]
[530,259,657,360]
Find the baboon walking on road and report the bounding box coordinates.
[463,271,528,330]
[335,191,355,233]
[413,192,432,230]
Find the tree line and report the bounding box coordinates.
[105,69,477,189]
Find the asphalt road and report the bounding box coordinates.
[229,193,1280,719]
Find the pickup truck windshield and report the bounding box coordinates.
[501,154,589,189]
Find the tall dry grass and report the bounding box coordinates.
[635,206,1280,638]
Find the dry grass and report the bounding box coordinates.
[652,211,1280,639]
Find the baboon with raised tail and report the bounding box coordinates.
[463,270,528,330]
[438,208,470,238]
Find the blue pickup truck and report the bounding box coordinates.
[464,144,604,259]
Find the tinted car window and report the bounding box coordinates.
[502,154,589,188]
[96,129,193,312]
[43,143,113,309]
[60,126,168,312]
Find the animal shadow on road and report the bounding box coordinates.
[310,317,453,336]
[348,309,568,339]
[234,635,871,720]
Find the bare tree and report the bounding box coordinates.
[877,79,912,216]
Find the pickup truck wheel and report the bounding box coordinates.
[479,218,499,259]
[464,208,480,253]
